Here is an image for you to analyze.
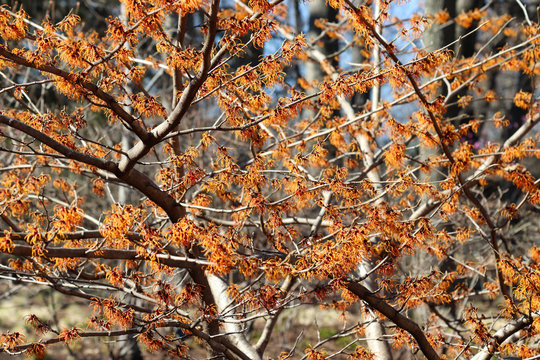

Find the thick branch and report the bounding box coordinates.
[8,244,209,269]
[118,0,221,174]
[346,281,441,360]
[0,114,185,222]
[0,46,149,142]
[3,321,247,360]
[0,114,117,173]
[471,314,537,360]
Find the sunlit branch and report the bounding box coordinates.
[0,114,117,173]
[117,0,222,175]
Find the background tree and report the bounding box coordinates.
[0,0,539,359]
